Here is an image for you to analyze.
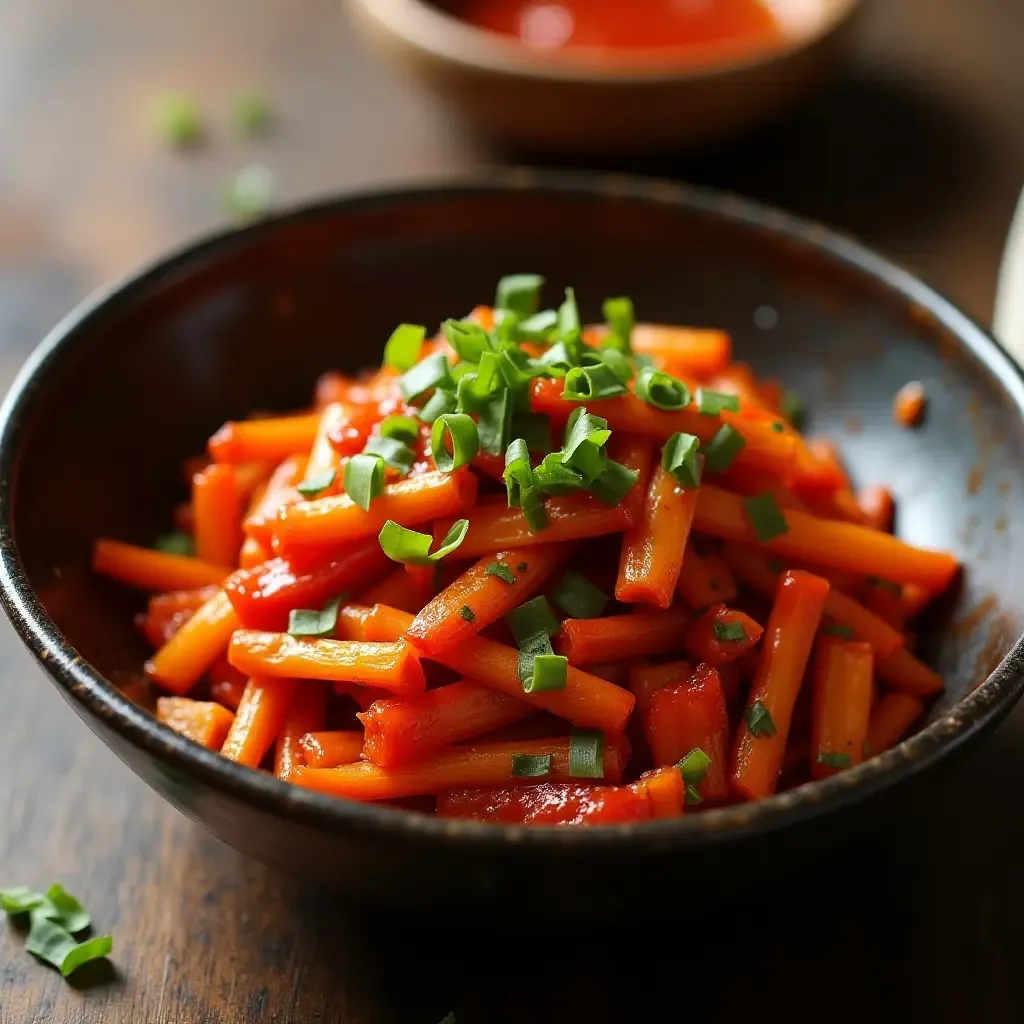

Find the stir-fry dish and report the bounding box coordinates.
[92,275,959,826]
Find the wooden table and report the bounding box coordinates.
[1,2,1022,1021]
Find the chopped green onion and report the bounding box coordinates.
[563,364,628,401]
[511,753,553,778]
[636,367,690,411]
[745,700,777,737]
[562,407,611,483]
[0,887,44,915]
[378,519,469,566]
[296,469,337,499]
[417,388,458,424]
[516,630,553,688]
[661,432,702,488]
[781,390,805,430]
[379,414,420,444]
[477,389,513,456]
[496,274,544,319]
[523,653,568,693]
[459,605,476,623]
[497,348,544,403]
[442,319,491,364]
[742,492,789,543]
[551,571,609,619]
[817,751,852,769]
[234,91,272,136]
[822,623,855,640]
[399,352,453,402]
[516,308,559,342]
[602,296,634,353]
[152,91,202,147]
[713,620,747,642]
[535,340,578,376]
[533,453,586,495]
[506,596,561,645]
[685,784,703,806]
[485,562,517,584]
[678,747,711,787]
[703,424,747,473]
[504,438,535,508]
[697,388,740,416]
[153,531,196,557]
[632,353,655,370]
[40,886,91,933]
[431,413,479,472]
[771,421,785,433]
[593,347,634,384]
[454,351,502,413]
[558,287,582,341]
[511,412,552,454]
[344,455,385,511]
[364,436,416,476]
[589,459,639,506]
[226,163,273,222]
[25,914,113,978]
[568,728,604,779]
[288,596,343,638]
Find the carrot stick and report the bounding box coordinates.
[730,570,830,800]
[676,547,737,609]
[303,402,347,494]
[290,735,629,802]
[406,545,570,656]
[228,631,426,694]
[208,412,321,465]
[93,540,233,592]
[273,468,478,551]
[209,655,248,710]
[156,697,235,750]
[220,677,298,768]
[554,609,691,666]
[628,660,692,718]
[334,603,374,641]
[876,646,944,696]
[403,564,436,607]
[616,465,697,608]
[148,585,221,620]
[145,589,240,694]
[696,484,959,591]
[274,681,328,779]
[810,638,873,779]
[239,537,270,568]
[364,604,635,735]
[866,692,925,755]
[359,568,429,614]
[630,323,732,377]
[630,766,685,818]
[232,461,273,502]
[244,454,307,547]
[685,604,763,665]
[192,463,244,568]
[298,730,366,768]
[359,681,534,766]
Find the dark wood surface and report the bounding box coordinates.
[1,1,1022,1021]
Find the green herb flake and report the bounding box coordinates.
[696,389,741,416]
[496,274,544,320]
[745,699,777,737]
[364,435,416,476]
[485,562,517,585]
[677,747,711,787]
[288,596,343,638]
[459,605,476,623]
[568,728,605,779]
[511,753,553,778]
[817,751,853,769]
[822,623,855,640]
[703,424,747,474]
[441,319,490,364]
[344,455,385,512]
[781,390,806,430]
[523,653,568,693]
[742,492,789,543]
[505,596,561,645]
[712,620,747,642]
[589,459,639,506]
[233,92,272,136]
[661,432,702,489]
[378,519,469,567]
[152,91,202,147]
[225,163,273,223]
[296,469,337,499]
[153,531,196,557]
[551,571,609,619]
[685,784,703,806]
[399,352,453,402]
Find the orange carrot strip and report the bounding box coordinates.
[220,677,298,768]
[358,569,427,615]
[156,697,235,750]
[866,692,925,754]
[208,413,321,464]
[239,537,270,568]
[694,484,959,591]
[616,465,697,608]
[714,463,809,512]
[274,681,328,779]
[228,631,426,695]
[359,680,534,766]
[629,324,732,377]
[810,638,873,779]
[93,540,232,592]
[631,766,685,818]
[192,463,244,568]
[209,655,248,710]
[148,585,221,620]
[244,454,307,546]
[685,604,763,665]
[364,604,635,735]
[298,730,366,768]
[232,461,273,502]
[676,548,737,609]
[438,780,652,825]
[628,660,692,718]
[145,590,239,695]
[730,570,830,800]
[334,603,374,641]
[403,564,437,608]
[304,402,347,490]
[617,435,658,527]
[290,735,629,802]
[876,646,944,696]
[273,469,477,550]
[893,381,927,428]
[406,545,570,657]
[554,609,691,666]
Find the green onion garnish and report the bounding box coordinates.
[296,469,337,499]
[234,91,272,136]
[523,653,569,693]
[417,388,458,424]
[378,519,469,566]
[516,631,553,689]
[742,492,789,543]
[343,455,385,511]
[288,596,343,638]
[153,531,196,557]
[771,421,785,433]
[589,459,639,506]
[551,570,609,619]
[686,785,703,806]
[516,309,559,342]
[153,92,202,147]
[379,414,420,444]
[822,623,855,640]
[568,728,605,779]
[635,367,690,411]
[505,595,561,645]
[477,389,513,456]
[745,700,777,737]
[496,274,544,319]
[511,753,553,778]
[602,296,634,353]
[485,562,517,585]
[0,887,45,915]
[563,363,628,401]
[661,432,702,488]
[226,163,274,222]
[817,751,852,769]
[678,747,711,787]
[459,605,476,623]
[364,436,416,476]
[534,453,586,495]
[536,340,578,376]
[441,319,491,364]
[712,620,747,642]
[697,389,740,416]
[503,438,535,507]
[592,346,634,384]
[558,287,582,340]
[399,352,453,401]
[562,407,611,483]
[511,412,552,454]
[781,390,805,429]
[431,413,479,472]
[703,424,747,473]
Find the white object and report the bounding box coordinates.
[994,185,1024,365]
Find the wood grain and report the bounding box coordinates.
[1,0,1023,1021]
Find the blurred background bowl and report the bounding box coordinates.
[346,0,866,155]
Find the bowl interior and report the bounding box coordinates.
[8,180,1024,736]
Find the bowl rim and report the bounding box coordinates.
[347,0,864,84]
[2,167,1023,852]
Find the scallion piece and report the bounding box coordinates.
[563,363,628,401]
[781,390,806,429]
[593,346,634,384]
[431,413,479,472]
[534,453,586,495]
[703,424,747,473]
[153,91,202,147]
[441,318,491,364]
[677,747,711,787]
[485,562,517,584]
[153,531,195,557]
[551,570,609,619]
[378,519,469,566]
[745,699,777,737]
[817,751,852,769]
[516,631,553,688]
[505,595,561,645]
[697,388,741,416]
[399,352,453,401]
[636,367,690,411]
[364,436,416,476]
[497,347,543,398]
[383,323,426,371]
[503,438,534,508]
[511,752,553,778]
[661,432,702,488]
[477,388,513,456]
[589,459,639,506]
[226,163,273,222]
[742,492,789,543]
[296,469,337,499]
[558,286,581,341]
[25,915,113,978]
[822,623,855,640]
[568,728,604,779]
[516,308,558,342]
[535,340,578,376]
[712,620,747,642]
[602,296,634,353]
[344,454,385,511]
[561,407,611,483]
[0,887,44,915]
[288,596,343,638]
[379,415,420,444]
[686,785,703,806]
[459,605,476,623]
[417,388,458,424]
[496,273,544,319]
[523,653,568,693]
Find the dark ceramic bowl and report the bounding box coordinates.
[2,172,1023,917]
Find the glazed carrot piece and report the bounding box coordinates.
[208,655,248,710]
[244,454,307,547]
[616,465,697,608]
[403,564,436,606]
[876,646,944,696]
[438,780,652,825]
[629,324,732,377]
[220,677,298,768]
[645,664,730,802]
[406,545,570,656]
[156,697,235,750]
[136,607,193,649]
[333,603,374,642]
[809,638,873,779]
[893,381,927,428]
[628,660,692,718]
[303,402,348,495]
[273,468,477,551]
[228,631,427,695]
[676,547,737,609]
[616,435,658,526]
[145,589,240,695]
[554,609,691,666]
[685,604,763,665]
[208,412,321,464]
[290,735,629,802]
[694,484,959,591]
[359,681,534,766]
[192,463,244,567]
[148,585,221,621]
[274,681,329,779]
[359,568,428,615]
[363,604,635,735]
[714,463,809,512]
[730,571,830,800]
[630,766,685,818]
[93,540,233,592]
[866,692,925,755]
[232,461,272,502]
[298,730,365,769]
[239,537,270,568]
